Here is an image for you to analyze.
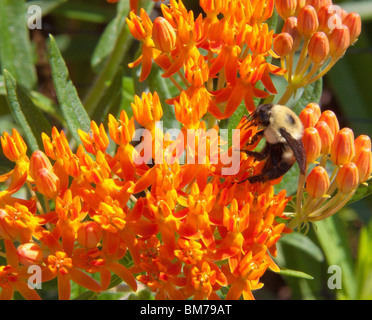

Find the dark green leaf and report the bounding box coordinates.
[73,291,97,300]
[48,34,91,143]
[292,77,323,114]
[25,0,67,16]
[108,274,123,290]
[315,215,357,299]
[52,2,115,23]
[277,267,314,280]
[0,0,37,89]
[4,70,52,152]
[346,181,372,206]
[280,232,324,262]
[91,67,124,124]
[91,1,130,73]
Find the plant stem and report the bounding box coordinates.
[83,23,132,114]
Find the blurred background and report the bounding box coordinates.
[0,0,371,299]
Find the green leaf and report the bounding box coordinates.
[91,67,124,124]
[52,2,115,23]
[107,274,123,290]
[314,215,357,299]
[279,232,324,262]
[48,34,91,143]
[4,70,52,152]
[0,0,37,89]
[25,0,67,16]
[73,291,97,300]
[91,1,130,73]
[346,181,372,206]
[292,77,323,114]
[277,267,314,280]
[83,0,138,114]
[355,219,372,299]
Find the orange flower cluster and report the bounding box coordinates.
[127,0,286,118]
[0,94,291,300]
[0,0,367,301]
[274,0,361,104]
[288,103,372,229]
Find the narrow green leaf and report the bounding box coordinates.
[280,232,324,262]
[355,219,372,299]
[315,215,357,299]
[48,34,91,143]
[91,67,124,124]
[53,2,115,23]
[346,181,372,206]
[4,70,52,152]
[25,0,67,16]
[73,291,98,300]
[0,0,37,89]
[277,267,314,280]
[108,274,123,290]
[91,1,130,73]
[292,77,323,114]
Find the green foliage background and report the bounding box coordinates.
[0,0,372,300]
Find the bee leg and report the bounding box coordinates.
[241,143,270,161]
[244,158,295,184]
[246,130,264,146]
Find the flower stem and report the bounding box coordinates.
[83,22,132,114]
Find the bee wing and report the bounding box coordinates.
[279,128,306,174]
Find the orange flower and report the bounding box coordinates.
[46,250,101,300]
[0,240,41,300]
[186,261,227,300]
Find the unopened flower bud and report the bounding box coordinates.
[343,12,361,44]
[152,17,176,52]
[36,168,61,199]
[77,221,102,248]
[306,165,330,198]
[308,31,329,64]
[330,128,355,165]
[315,121,334,154]
[305,102,321,120]
[318,110,340,137]
[30,151,53,181]
[17,243,43,266]
[273,32,294,56]
[300,108,317,128]
[305,0,332,12]
[353,147,372,183]
[317,5,333,34]
[303,127,321,163]
[297,5,319,37]
[354,135,372,154]
[282,17,302,51]
[328,25,350,59]
[336,162,359,193]
[275,0,297,20]
[296,0,306,14]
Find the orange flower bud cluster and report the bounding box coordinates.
[293,103,372,225]
[275,1,361,105]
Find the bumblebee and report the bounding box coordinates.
[239,104,306,183]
